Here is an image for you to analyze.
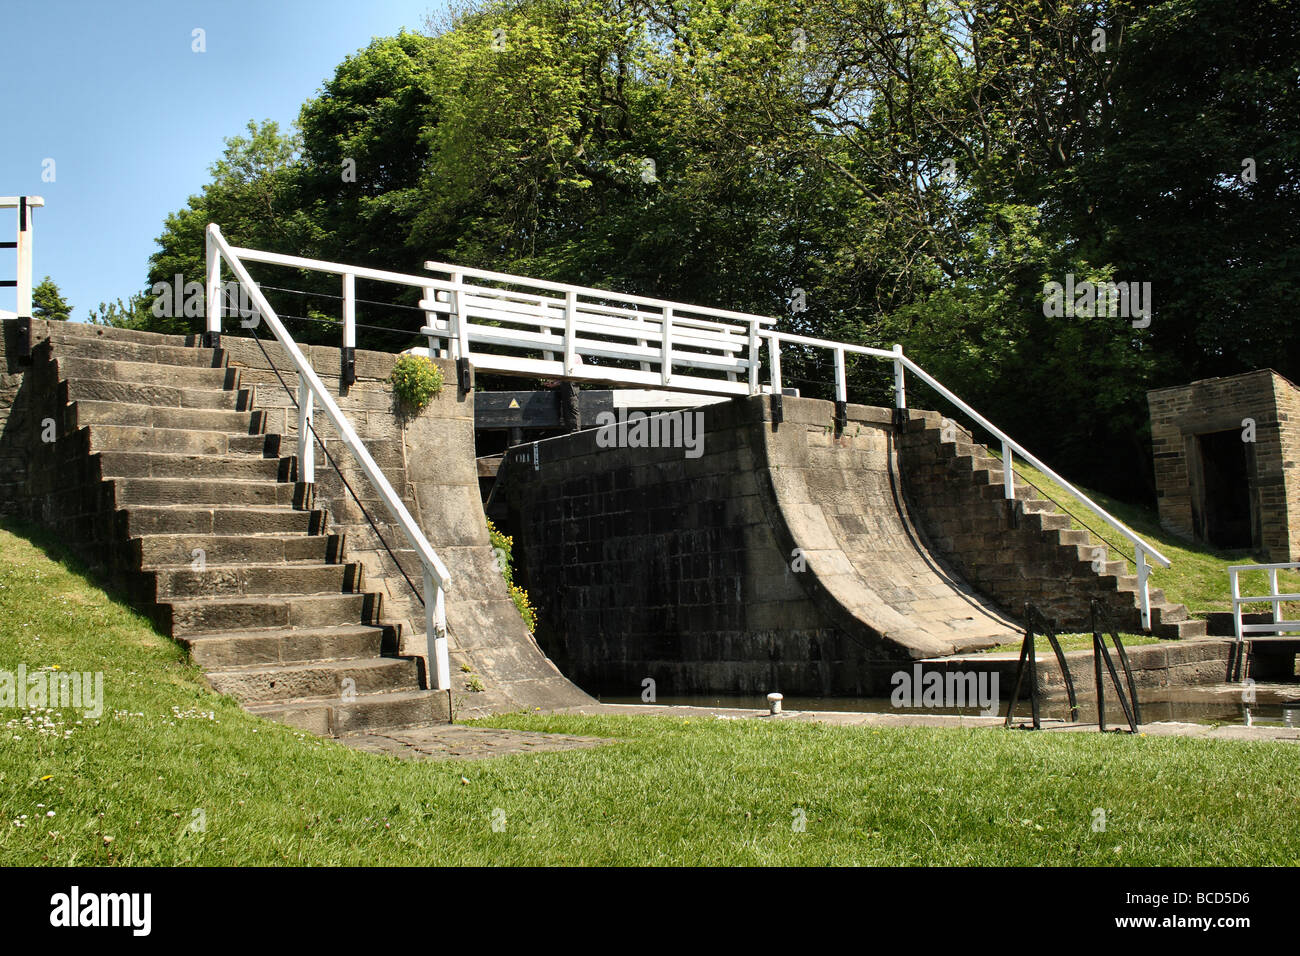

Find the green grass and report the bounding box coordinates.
[982,631,1162,655]
[998,455,1299,615]
[3,519,1300,866]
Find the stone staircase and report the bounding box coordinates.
[33,324,450,734]
[901,411,1207,639]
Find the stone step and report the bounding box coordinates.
[246,688,448,737]
[50,334,221,368]
[182,623,392,669]
[85,423,278,457]
[1020,510,1073,536]
[69,400,262,435]
[54,355,238,390]
[1152,602,1190,625]
[134,531,342,567]
[95,451,289,481]
[1155,617,1209,639]
[44,322,205,350]
[110,477,295,507]
[63,377,248,411]
[119,505,324,537]
[1098,573,1139,592]
[207,656,420,704]
[143,562,361,600]
[159,591,382,637]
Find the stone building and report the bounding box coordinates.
[1148,369,1300,560]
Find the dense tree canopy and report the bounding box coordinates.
[133,0,1300,501]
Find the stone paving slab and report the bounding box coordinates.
[339,699,1300,761]
[341,724,614,760]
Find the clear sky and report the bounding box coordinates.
[0,0,444,319]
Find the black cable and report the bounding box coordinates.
[258,282,427,312]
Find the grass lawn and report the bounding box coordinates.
[2,519,1300,866]
[982,631,1163,655]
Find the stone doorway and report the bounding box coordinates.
[1193,428,1255,549]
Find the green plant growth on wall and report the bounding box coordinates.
[389,354,444,410]
[487,518,538,633]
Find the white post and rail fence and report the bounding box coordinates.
[202,222,1171,632]
[1,195,45,361]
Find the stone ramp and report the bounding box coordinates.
[490,394,1018,698]
[754,399,1019,658]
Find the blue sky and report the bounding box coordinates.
[0,0,444,319]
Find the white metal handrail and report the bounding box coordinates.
[203,231,1173,633]
[1229,563,1300,640]
[205,224,452,691]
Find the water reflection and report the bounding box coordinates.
[600,683,1300,726]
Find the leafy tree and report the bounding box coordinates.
[138,0,1300,502]
[86,293,153,330]
[31,276,72,322]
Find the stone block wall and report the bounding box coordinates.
[488,397,899,698]
[1147,369,1300,560]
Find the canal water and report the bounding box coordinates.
[600,683,1300,726]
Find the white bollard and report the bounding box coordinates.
[767,692,784,716]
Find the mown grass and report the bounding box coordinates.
[2,519,1300,866]
[982,631,1162,655]
[996,455,1299,615]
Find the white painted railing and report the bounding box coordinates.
[418,260,777,395]
[204,224,452,691]
[203,230,1172,632]
[0,196,44,323]
[1230,563,1300,640]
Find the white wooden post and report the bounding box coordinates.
[1,196,44,321]
[834,347,847,404]
[425,569,451,691]
[769,335,782,394]
[1231,569,1243,642]
[342,273,356,347]
[661,307,674,387]
[563,289,578,376]
[341,271,356,386]
[1002,440,1014,499]
[297,379,314,485]
[1270,567,1281,629]
[205,225,221,343]
[1137,548,1151,631]
[448,272,465,361]
[453,272,470,363]
[747,319,761,395]
[892,343,906,410]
